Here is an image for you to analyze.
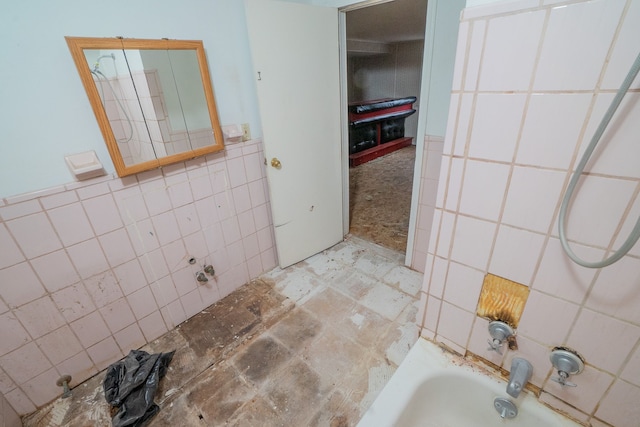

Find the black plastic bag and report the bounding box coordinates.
[103,349,175,427]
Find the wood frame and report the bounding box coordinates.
[65,36,225,177]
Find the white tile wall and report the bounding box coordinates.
[0,138,276,415]
[544,364,614,415]
[516,290,579,346]
[445,158,465,211]
[418,1,640,425]
[586,256,640,324]
[621,344,640,387]
[14,297,66,339]
[468,94,527,163]
[516,93,592,170]
[411,136,444,273]
[477,10,545,92]
[442,262,484,312]
[0,263,46,308]
[501,166,565,234]
[0,226,24,270]
[489,225,545,285]
[464,20,486,91]
[1,389,21,427]
[533,0,625,91]
[452,95,473,157]
[566,308,640,374]
[436,211,457,258]
[595,379,640,427]
[459,160,510,221]
[436,301,474,352]
[450,22,468,92]
[48,203,94,246]
[442,95,459,155]
[555,175,637,248]
[601,0,640,90]
[0,313,31,357]
[6,213,62,259]
[450,215,496,270]
[582,93,640,179]
[532,237,602,302]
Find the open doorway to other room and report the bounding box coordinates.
[345,0,427,254]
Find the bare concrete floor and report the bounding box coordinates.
[24,237,423,427]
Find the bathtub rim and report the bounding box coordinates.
[356,337,582,427]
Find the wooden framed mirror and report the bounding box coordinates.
[66,37,224,177]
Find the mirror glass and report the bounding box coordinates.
[66,37,224,177]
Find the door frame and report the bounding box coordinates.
[338,0,435,267]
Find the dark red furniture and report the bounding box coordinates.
[348,96,416,167]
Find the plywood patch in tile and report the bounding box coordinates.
[476,274,529,327]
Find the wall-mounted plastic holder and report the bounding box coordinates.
[65,150,106,181]
[222,124,243,143]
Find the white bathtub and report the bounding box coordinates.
[358,338,580,427]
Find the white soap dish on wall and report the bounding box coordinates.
[221,124,243,143]
[65,150,106,181]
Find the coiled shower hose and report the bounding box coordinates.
[558,51,640,268]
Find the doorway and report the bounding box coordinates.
[344,0,428,254]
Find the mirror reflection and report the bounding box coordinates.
[66,38,224,177]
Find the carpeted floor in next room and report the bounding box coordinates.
[24,236,423,427]
[349,146,416,253]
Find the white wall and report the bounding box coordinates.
[349,54,396,101]
[395,41,425,139]
[348,40,424,138]
[0,0,261,198]
[422,0,466,137]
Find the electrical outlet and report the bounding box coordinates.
[241,123,251,142]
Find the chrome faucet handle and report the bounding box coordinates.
[551,371,577,387]
[549,348,583,388]
[487,321,514,355]
[487,338,504,354]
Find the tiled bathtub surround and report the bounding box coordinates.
[0,138,276,415]
[419,0,640,426]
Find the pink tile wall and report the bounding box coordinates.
[0,138,276,415]
[418,0,640,426]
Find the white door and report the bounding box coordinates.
[245,0,344,268]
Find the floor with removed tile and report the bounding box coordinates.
[349,146,415,253]
[23,237,423,426]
